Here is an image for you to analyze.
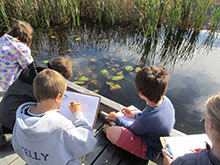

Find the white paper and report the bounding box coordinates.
[116,105,141,126]
[163,134,212,157]
[59,91,100,128]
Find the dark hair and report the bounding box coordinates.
[7,20,33,47]
[135,66,170,103]
[51,57,73,79]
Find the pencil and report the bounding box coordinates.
[71,103,80,106]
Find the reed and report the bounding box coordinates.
[0,0,219,35]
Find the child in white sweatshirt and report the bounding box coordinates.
[12,69,96,165]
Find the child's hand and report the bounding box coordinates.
[121,108,135,118]
[162,150,175,165]
[68,101,81,114]
[105,111,118,122]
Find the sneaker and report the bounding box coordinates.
[0,133,12,147]
[102,124,110,134]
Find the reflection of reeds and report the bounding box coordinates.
[1,0,219,35]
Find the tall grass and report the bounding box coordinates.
[0,0,219,36]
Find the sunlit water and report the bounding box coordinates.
[31,23,220,134]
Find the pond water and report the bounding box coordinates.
[31,22,220,134]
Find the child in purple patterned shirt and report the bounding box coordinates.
[0,20,34,91]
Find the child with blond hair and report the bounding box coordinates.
[12,69,96,164]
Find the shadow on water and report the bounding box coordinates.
[29,22,220,134]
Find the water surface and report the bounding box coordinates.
[31,23,220,134]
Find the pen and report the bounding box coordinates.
[71,103,80,106]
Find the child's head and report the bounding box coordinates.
[206,93,220,136]
[7,20,33,47]
[33,69,67,102]
[50,56,73,79]
[135,65,170,103]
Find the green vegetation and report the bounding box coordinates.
[0,0,219,36]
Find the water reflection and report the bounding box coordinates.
[30,22,220,134]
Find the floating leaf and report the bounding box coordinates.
[90,58,96,62]
[93,89,99,93]
[68,49,73,52]
[106,81,114,86]
[112,75,124,81]
[105,39,108,42]
[75,38,81,41]
[43,60,49,63]
[109,53,113,56]
[106,62,110,65]
[135,67,141,72]
[79,76,89,81]
[125,65,134,71]
[101,69,108,74]
[110,84,121,90]
[122,59,127,62]
[130,45,135,48]
[91,80,98,85]
[73,81,85,84]
[111,68,116,72]
[51,36,56,38]
[117,71,123,75]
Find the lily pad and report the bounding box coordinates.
[112,75,124,81]
[110,84,121,90]
[79,76,89,81]
[73,81,85,84]
[125,65,134,71]
[101,69,108,74]
[43,60,49,63]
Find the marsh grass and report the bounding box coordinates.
[0,0,219,36]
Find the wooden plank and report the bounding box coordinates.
[92,142,126,165]
[0,145,25,165]
[118,152,147,165]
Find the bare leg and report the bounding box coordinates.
[106,126,122,144]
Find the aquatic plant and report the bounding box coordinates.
[0,0,219,37]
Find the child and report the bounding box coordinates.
[12,69,96,164]
[0,20,34,91]
[105,65,175,160]
[163,93,220,165]
[0,57,73,134]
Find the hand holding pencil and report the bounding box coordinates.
[121,107,135,118]
[68,101,81,114]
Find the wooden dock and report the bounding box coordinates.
[0,81,186,165]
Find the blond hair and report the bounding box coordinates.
[33,69,67,102]
[206,93,220,136]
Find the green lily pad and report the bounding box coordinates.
[112,75,124,81]
[110,84,121,90]
[125,65,134,71]
[116,71,123,75]
[101,69,108,74]
[43,60,49,63]
[79,76,89,81]
[106,81,114,86]
[73,81,85,84]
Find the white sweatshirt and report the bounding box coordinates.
[12,102,96,165]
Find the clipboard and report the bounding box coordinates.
[59,91,101,129]
[160,134,211,158]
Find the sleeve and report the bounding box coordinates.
[16,44,33,69]
[115,113,146,136]
[63,111,97,158]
